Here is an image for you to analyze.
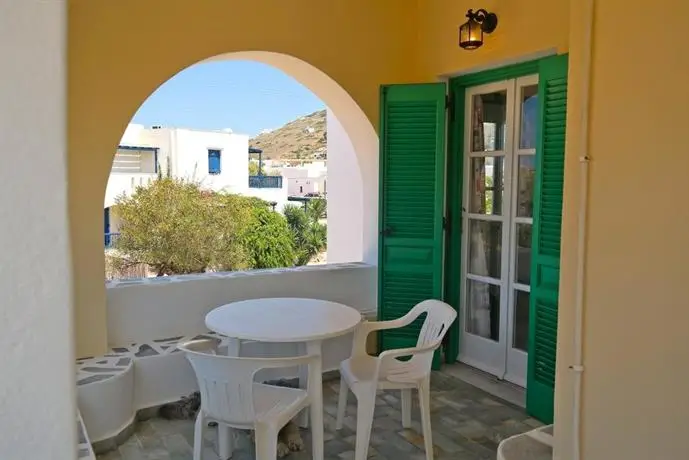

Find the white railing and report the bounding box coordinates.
[81,263,377,448]
[106,262,376,346]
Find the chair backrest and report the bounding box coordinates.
[178,340,313,425]
[413,299,457,349]
[381,300,457,380]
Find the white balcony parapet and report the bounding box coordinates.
[78,262,377,454]
[106,262,376,345]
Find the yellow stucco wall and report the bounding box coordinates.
[70,1,689,457]
[68,0,420,356]
[422,2,689,457]
[68,0,571,357]
[561,0,689,458]
[417,0,570,79]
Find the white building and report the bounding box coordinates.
[281,161,328,196]
[104,115,363,266]
[106,124,250,206]
[104,124,289,240]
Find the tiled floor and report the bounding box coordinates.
[97,372,540,460]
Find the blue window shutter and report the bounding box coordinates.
[208,149,221,174]
[104,208,110,234]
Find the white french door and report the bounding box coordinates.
[458,75,539,387]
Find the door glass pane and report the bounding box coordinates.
[515,223,532,285]
[516,155,536,217]
[519,85,539,150]
[471,91,507,152]
[468,220,502,278]
[513,290,530,352]
[469,156,505,215]
[467,280,501,341]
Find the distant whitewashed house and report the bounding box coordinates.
[281,161,327,197]
[104,124,288,246]
[103,110,363,267]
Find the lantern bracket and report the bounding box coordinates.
[466,9,498,34]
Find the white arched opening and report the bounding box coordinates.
[201,51,378,264]
[90,52,381,447]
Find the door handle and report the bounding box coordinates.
[380,226,393,237]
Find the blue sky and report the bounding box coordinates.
[132,60,325,137]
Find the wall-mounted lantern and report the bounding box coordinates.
[459,9,498,50]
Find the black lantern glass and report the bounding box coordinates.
[459,17,483,49]
[459,9,498,50]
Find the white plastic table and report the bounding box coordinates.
[205,297,362,429]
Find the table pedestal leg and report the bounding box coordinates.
[298,340,323,430]
[225,337,241,357]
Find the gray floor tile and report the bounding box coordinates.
[97,371,532,460]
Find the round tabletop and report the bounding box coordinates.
[205,297,362,343]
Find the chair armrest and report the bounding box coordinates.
[378,341,440,361]
[351,314,421,356]
[375,341,441,383]
[359,319,406,333]
[365,310,420,331]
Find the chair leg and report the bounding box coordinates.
[193,412,205,460]
[418,379,434,460]
[401,388,412,428]
[336,375,349,430]
[218,424,234,459]
[254,427,278,460]
[354,393,376,460]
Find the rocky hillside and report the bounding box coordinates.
[250,109,326,160]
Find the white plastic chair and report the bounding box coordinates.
[335,299,457,460]
[178,340,324,460]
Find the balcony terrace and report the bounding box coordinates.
[96,373,538,460]
[6,2,689,460]
[76,263,539,460]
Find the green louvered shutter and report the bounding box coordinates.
[527,54,569,423]
[378,83,446,360]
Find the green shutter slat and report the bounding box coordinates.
[378,83,447,366]
[527,54,569,424]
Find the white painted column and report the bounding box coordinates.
[0,1,75,459]
[326,108,364,262]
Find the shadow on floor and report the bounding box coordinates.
[97,371,541,460]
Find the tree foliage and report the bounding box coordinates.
[307,197,327,221]
[112,177,296,275]
[241,205,295,269]
[284,198,327,266]
[248,161,281,176]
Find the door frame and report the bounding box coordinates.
[458,79,517,379]
[444,57,550,364]
[504,74,539,387]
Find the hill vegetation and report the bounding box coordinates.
[249,109,326,160]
